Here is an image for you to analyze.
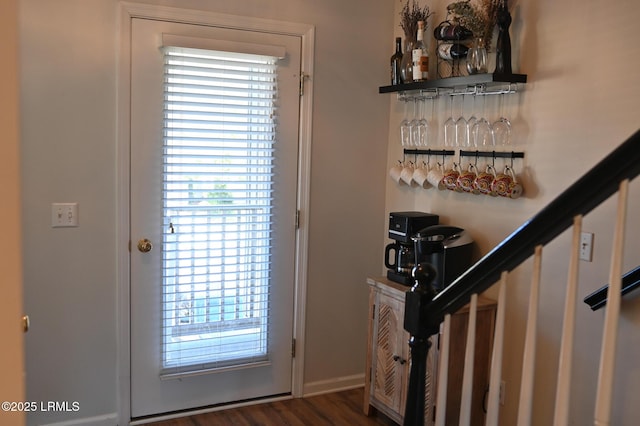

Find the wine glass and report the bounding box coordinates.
[416,97,430,147]
[409,98,420,147]
[471,95,493,148]
[443,95,456,148]
[455,94,469,148]
[466,91,478,146]
[492,92,512,147]
[400,99,411,147]
[466,38,488,75]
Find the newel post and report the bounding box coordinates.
[403,263,440,426]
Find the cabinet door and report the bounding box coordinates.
[399,334,438,426]
[371,291,406,417]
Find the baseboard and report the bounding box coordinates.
[39,413,118,426]
[302,373,365,397]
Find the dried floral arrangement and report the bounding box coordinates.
[446,0,502,48]
[399,0,434,40]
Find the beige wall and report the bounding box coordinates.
[384,0,640,424]
[0,1,25,425]
[20,0,391,424]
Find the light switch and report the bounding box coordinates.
[51,203,79,227]
[580,232,594,262]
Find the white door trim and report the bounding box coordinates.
[116,3,314,424]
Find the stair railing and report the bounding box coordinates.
[584,266,640,311]
[403,128,640,426]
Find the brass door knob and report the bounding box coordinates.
[137,238,153,253]
[22,315,30,333]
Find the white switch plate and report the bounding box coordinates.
[51,203,79,227]
[580,232,594,262]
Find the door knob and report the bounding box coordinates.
[22,315,30,333]
[137,238,153,253]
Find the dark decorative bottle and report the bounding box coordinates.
[494,0,513,74]
[390,37,403,85]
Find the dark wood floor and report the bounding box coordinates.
[144,387,397,426]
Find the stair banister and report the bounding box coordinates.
[402,129,640,426]
[425,129,640,329]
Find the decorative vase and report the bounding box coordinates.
[400,36,415,83]
[466,37,488,74]
[494,0,512,74]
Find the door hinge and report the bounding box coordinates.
[292,338,297,358]
[299,72,308,96]
[295,209,300,229]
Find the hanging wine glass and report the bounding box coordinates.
[466,90,478,147]
[400,98,411,147]
[492,91,512,147]
[455,94,469,148]
[417,97,429,147]
[471,94,493,148]
[443,95,456,148]
[409,97,420,147]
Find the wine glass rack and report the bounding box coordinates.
[379,73,527,98]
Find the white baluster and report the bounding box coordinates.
[486,272,508,426]
[435,314,451,426]
[553,216,582,426]
[459,293,478,426]
[517,245,543,426]
[594,179,629,426]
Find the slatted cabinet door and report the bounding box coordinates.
[370,287,409,423]
[365,278,437,425]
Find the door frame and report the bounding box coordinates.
[0,1,26,425]
[116,3,314,423]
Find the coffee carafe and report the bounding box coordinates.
[385,242,414,277]
[411,225,474,292]
[384,212,439,285]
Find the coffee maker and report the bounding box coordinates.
[411,225,474,292]
[384,212,439,285]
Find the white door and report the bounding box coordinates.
[130,17,301,418]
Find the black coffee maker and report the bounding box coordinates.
[384,212,439,285]
[411,225,474,292]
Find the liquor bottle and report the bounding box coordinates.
[390,37,403,85]
[412,21,429,81]
[433,22,473,41]
[437,43,469,61]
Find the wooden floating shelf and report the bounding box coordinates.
[379,73,527,94]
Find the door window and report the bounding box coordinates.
[162,46,279,375]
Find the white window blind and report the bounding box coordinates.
[161,45,278,376]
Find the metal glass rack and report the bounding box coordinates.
[380,73,527,100]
